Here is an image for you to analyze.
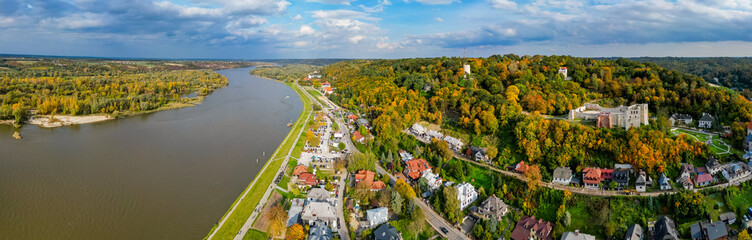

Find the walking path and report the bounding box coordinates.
[670,127,730,155]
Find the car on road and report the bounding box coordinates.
[440,227,448,234]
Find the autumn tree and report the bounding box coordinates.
[265,203,287,236]
[395,179,416,199]
[524,164,542,192]
[442,186,461,223]
[286,224,306,240]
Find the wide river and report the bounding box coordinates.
[0,67,303,239]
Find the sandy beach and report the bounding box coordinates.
[27,115,114,128]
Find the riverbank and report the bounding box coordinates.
[205,79,313,240]
[28,115,114,128]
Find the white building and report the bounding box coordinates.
[421,170,443,190]
[366,207,389,227]
[301,202,338,229]
[456,182,478,210]
[463,64,471,76]
[443,136,464,152]
[699,113,715,129]
[568,103,649,130]
[558,67,568,80]
[552,167,573,185]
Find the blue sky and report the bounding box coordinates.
[1,0,752,59]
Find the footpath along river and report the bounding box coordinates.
[0,67,302,240]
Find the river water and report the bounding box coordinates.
[0,68,302,239]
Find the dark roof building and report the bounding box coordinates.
[510,216,553,240]
[626,224,643,240]
[653,216,680,240]
[689,221,728,240]
[613,168,630,189]
[374,223,402,240]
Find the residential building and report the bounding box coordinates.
[374,223,402,240]
[669,113,693,126]
[748,120,752,136]
[615,163,634,172]
[568,103,649,130]
[287,198,305,227]
[719,212,736,224]
[298,172,318,187]
[366,207,389,227]
[745,135,752,152]
[601,169,614,180]
[477,194,508,221]
[510,216,554,240]
[699,113,715,129]
[553,167,573,185]
[694,174,713,187]
[652,216,680,240]
[443,135,464,152]
[625,224,643,240]
[354,170,386,191]
[353,131,364,143]
[680,163,695,179]
[677,175,694,190]
[457,182,478,210]
[404,158,431,181]
[293,164,309,176]
[636,171,650,192]
[706,157,722,175]
[321,81,330,88]
[561,231,595,240]
[426,130,443,140]
[307,188,331,203]
[308,220,332,240]
[398,150,413,162]
[659,173,671,191]
[466,146,488,162]
[721,163,751,182]
[613,168,630,189]
[410,123,426,138]
[421,170,443,190]
[583,168,603,189]
[689,221,728,240]
[301,202,338,229]
[510,161,529,174]
[324,87,333,94]
[356,118,371,130]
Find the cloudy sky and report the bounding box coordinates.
[1,0,752,59]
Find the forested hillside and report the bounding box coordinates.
[250,64,321,82]
[631,57,752,96]
[0,58,237,124]
[323,55,752,178]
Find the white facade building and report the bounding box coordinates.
[456,182,478,210]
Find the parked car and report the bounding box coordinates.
[441,227,448,234]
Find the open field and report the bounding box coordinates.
[671,129,731,154]
[205,81,313,240]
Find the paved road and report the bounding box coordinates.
[207,81,312,240]
[311,87,466,239]
[408,131,752,197]
[299,84,351,240]
[375,165,470,240]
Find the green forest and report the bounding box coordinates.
[631,57,752,96]
[0,58,248,124]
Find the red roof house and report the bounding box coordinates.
[352,131,364,143]
[510,216,553,240]
[298,172,318,186]
[695,174,714,187]
[293,164,308,176]
[508,161,528,174]
[404,158,431,180]
[371,181,386,191]
[600,169,614,180]
[583,168,603,188]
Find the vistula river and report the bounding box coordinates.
[0,67,302,239]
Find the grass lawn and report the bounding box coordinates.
[730,186,752,215]
[464,160,494,191]
[206,81,313,240]
[672,129,711,142]
[704,193,730,220]
[565,199,605,238]
[278,175,290,189]
[306,89,326,106]
[389,219,437,240]
[242,229,268,240]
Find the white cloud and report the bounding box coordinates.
[40,13,110,29]
[349,35,365,43]
[299,25,316,35]
[154,1,224,18]
[306,0,355,5]
[292,14,303,20]
[0,17,16,27]
[413,0,457,5]
[225,16,268,38]
[209,0,291,15]
[434,17,444,22]
[293,41,310,47]
[489,0,517,9]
